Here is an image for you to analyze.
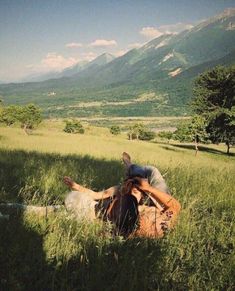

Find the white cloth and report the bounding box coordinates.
[65,191,97,220]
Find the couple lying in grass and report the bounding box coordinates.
[64,152,181,238]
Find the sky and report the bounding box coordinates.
[0,0,235,82]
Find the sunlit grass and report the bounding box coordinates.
[0,125,234,290]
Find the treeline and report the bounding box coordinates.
[110,123,156,141]
[109,65,235,154]
[0,65,234,153]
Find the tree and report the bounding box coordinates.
[18,104,42,134]
[127,123,155,141]
[127,123,145,140]
[192,66,235,154]
[0,105,21,126]
[63,119,85,134]
[110,125,121,135]
[174,116,209,155]
[0,103,42,133]
[158,131,173,143]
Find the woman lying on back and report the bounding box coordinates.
[63,152,181,238]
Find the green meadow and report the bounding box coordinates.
[0,123,234,291]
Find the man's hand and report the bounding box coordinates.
[133,177,151,192]
[63,176,77,190]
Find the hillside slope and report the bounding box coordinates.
[1,8,235,117]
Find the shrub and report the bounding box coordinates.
[158,131,173,142]
[110,125,121,135]
[139,130,156,141]
[63,119,85,134]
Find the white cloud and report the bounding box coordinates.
[66,42,83,48]
[81,52,97,61]
[139,23,194,39]
[41,53,78,70]
[127,42,143,49]
[113,50,128,57]
[28,52,79,73]
[139,27,163,39]
[90,39,117,47]
[159,23,194,34]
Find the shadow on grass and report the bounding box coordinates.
[159,145,182,153]
[55,238,167,291]
[0,148,125,204]
[0,200,53,290]
[0,210,168,291]
[0,148,175,291]
[170,144,235,156]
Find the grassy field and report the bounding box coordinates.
[0,124,234,291]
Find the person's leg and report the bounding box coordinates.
[144,166,171,194]
[122,154,170,193]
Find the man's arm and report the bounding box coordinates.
[135,178,181,213]
[63,176,118,200]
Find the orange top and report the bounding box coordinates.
[134,197,181,238]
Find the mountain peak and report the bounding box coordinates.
[191,7,235,33]
[221,7,235,16]
[98,52,115,61]
[211,7,235,22]
[89,53,115,66]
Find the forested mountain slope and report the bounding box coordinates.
[1,8,235,117]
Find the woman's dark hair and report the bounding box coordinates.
[107,178,140,237]
[111,194,139,237]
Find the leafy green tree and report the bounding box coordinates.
[174,116,209,155]
[18,104,42,134]
[110,125,121,135]
[64,119,85,134]
[127,123,145,140]
[174,123,190,143]
[127,123,155,141]
[158,131,173,143]
[0,105,21,126]
[192,66,235,154]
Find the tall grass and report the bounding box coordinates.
[0,126,234,290]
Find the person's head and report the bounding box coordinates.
[107,178,139,237]
[120,177,137,196]
[111,193,139,237]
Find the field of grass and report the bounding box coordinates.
[0,124,234,290]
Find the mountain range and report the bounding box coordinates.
[1,8,235,118]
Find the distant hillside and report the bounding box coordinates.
[1,8,235,118]
[20,53,115,82]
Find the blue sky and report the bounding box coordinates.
[0,0,235,82]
